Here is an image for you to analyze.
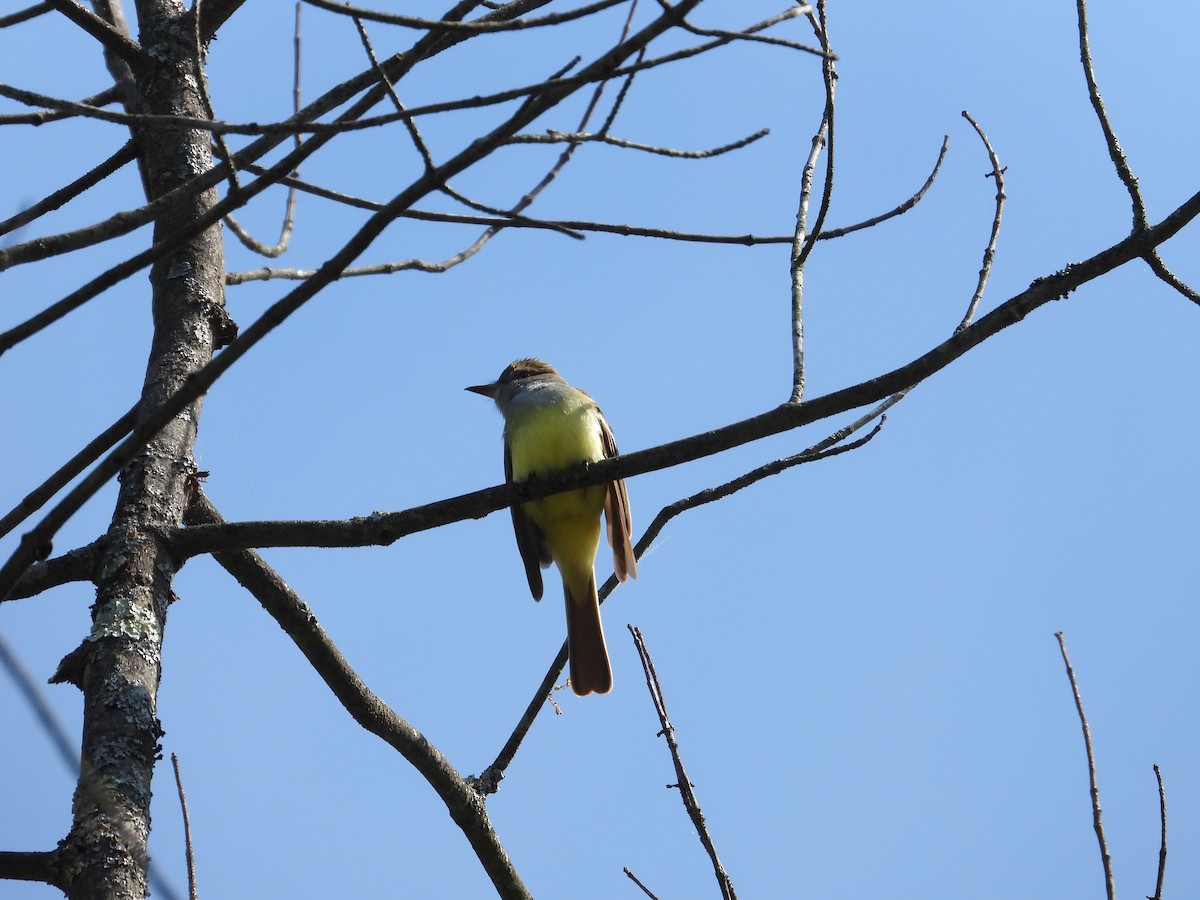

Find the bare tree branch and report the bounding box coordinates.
[817,135,948,239]
[0,141,136,237]
[0,850,65,889]
[0,85,121,126]
[506,126,769,158]
[1075,0,1147,230]
[1144,250,1200,307]
[6,539,100,601]
[221,3,303,257]
[0,3,52,28]
[195,0,251,41]
[0,9,820,145]
[788,0,836,403]
[0,403,138,541]
[301,0,620,33]
[184,491,532,898]
[623,867,662,899]
[1151,763,1167,900]
[678,4,824,57]
[169,754,199,900]
[218,135,947,283]
[957,110,1005,332]
[630,625,737,900]
[155,191,1200,568]
[1054,632,1114,900]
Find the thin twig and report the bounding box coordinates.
[1054,632,1115,900]
[354,13,435,172]
[222,3,302,257]
[0,13,817,142]
[1075,0,1147,231]
[496,0,641,227]
[219,138,945,269]
[637,401,893,557]
[194,0,240,192]
[788,1,836,403]
[507,127,768,158]
[1144,250,1200,307]
[630,626,737,900]
[1151,763,1167,900]
[0,141,137,238]
[302,0,621,33]
[0,85,121,125]
[678,10,825,58]
[623,867,661,899]
[169,754,199,900]
[818,135,948,239]
[352,9,579,247]
[0,402,139,541]
[957,110,1005,333]
[680,5,826,56]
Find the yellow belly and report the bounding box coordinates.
[507,394,605,478]
[506,389,607,587]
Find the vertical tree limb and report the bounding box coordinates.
[1054,632,1115,900]
[60,2,227,895]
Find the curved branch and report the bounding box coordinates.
[818,135,948,239]
[163,191,1200,564]
[302,0,619,32]
[184,492,531,898]
[957,110,1005,332]
[1144,250,1200,307]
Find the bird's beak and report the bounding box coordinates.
[465,382,498,398]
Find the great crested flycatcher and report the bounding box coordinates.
[467,358,637,696]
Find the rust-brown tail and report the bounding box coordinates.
[563,575,612,696]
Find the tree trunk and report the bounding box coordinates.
[61,4,226,897]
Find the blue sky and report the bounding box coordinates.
[3,2,1198,898]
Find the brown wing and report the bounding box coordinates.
[598,412,637,582]
[505,440,550,600]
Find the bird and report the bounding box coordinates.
[467,358,637,695]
